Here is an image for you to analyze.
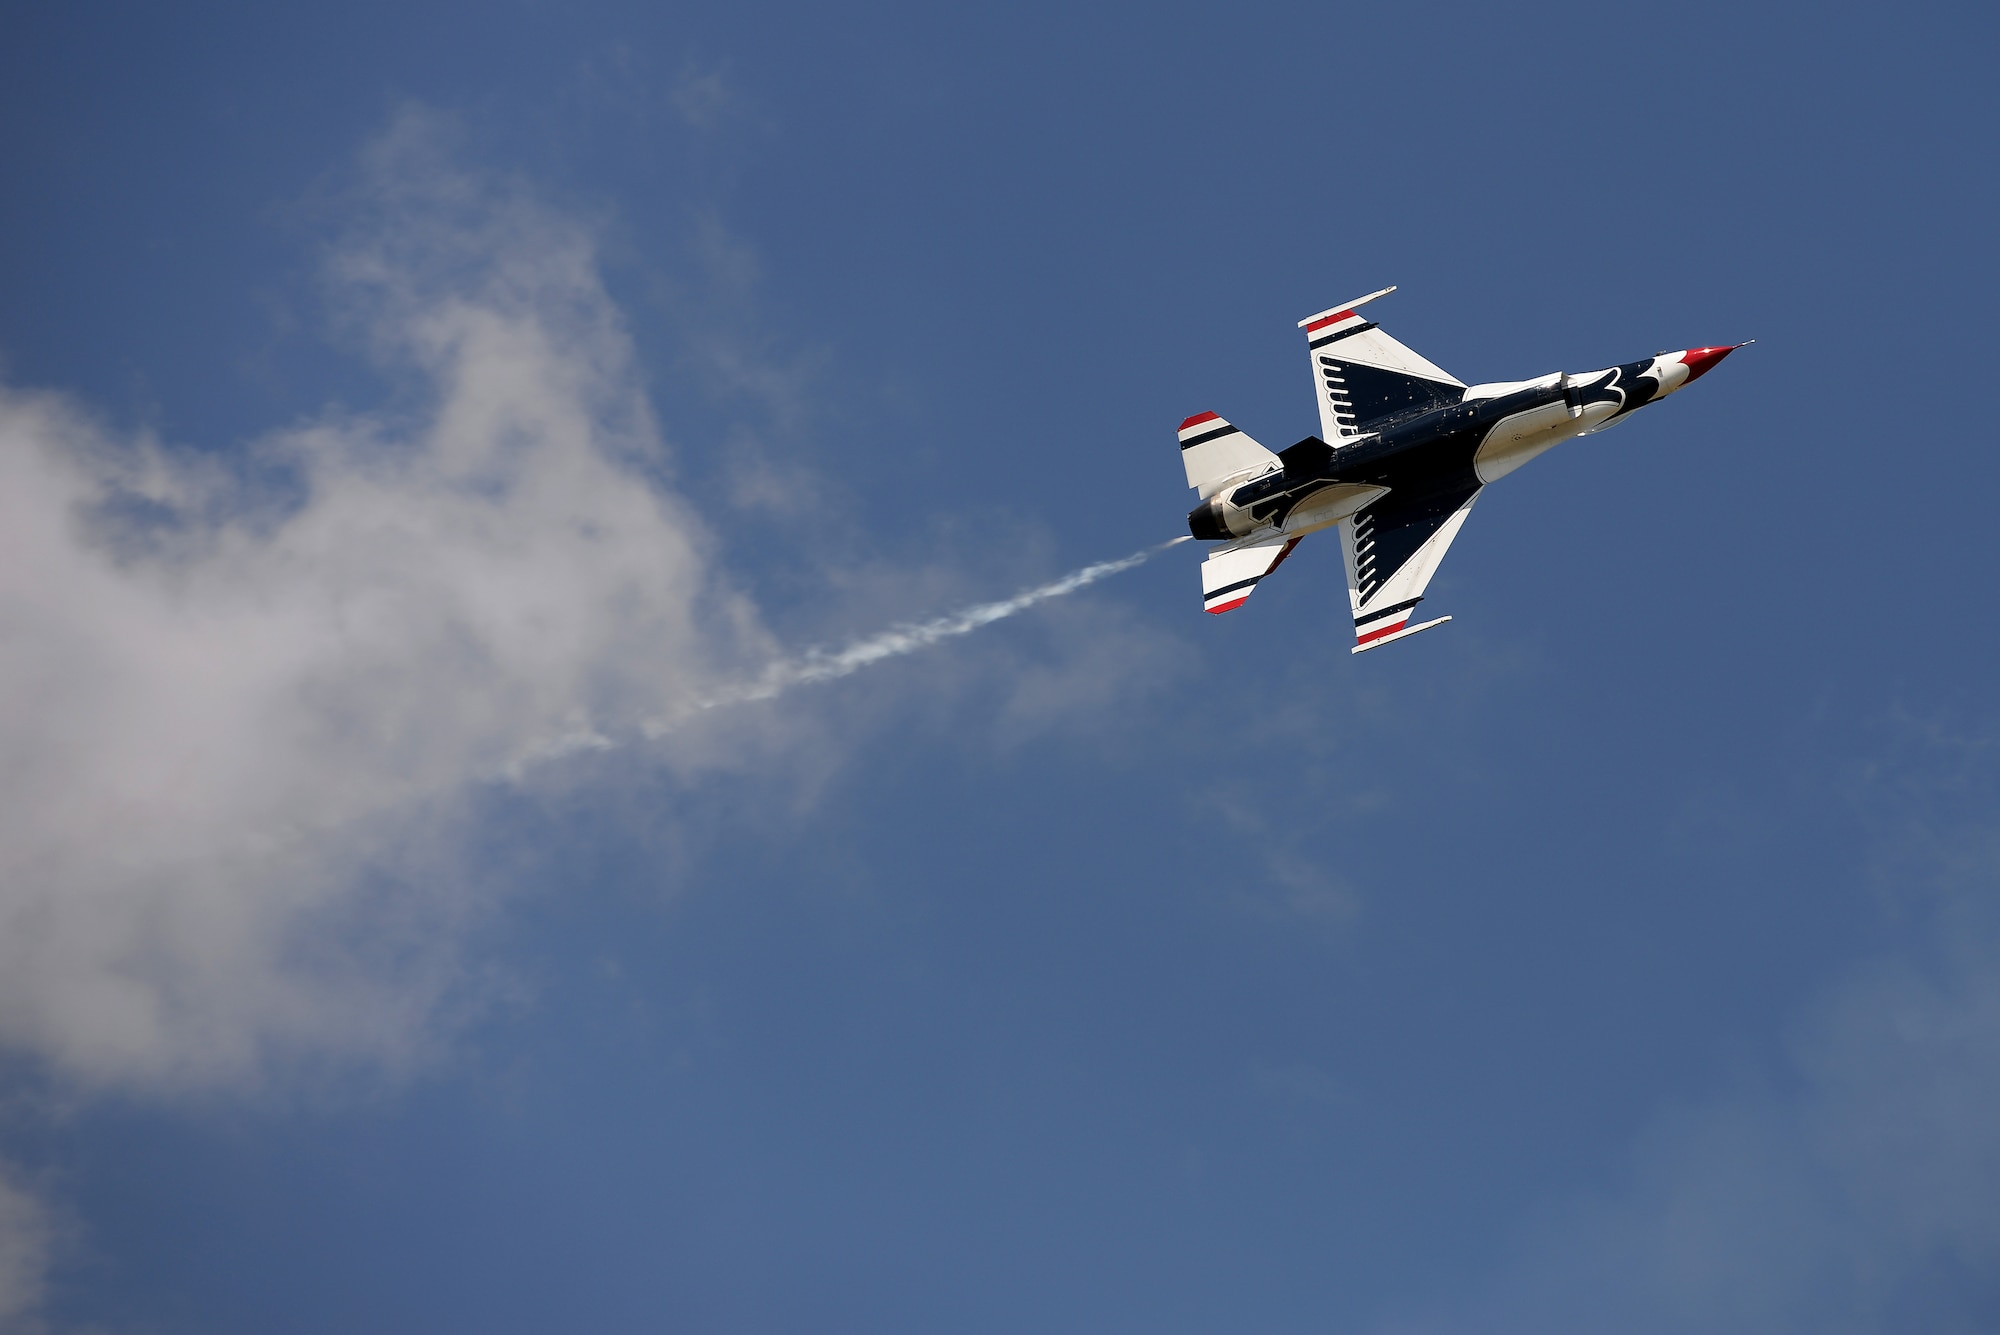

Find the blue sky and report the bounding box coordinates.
[1,2,1996,1331]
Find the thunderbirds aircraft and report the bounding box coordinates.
[1181,288,1742,651]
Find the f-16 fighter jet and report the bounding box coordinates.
[1181,288,1742,651]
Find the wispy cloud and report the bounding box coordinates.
[1371,721,2000,1335]
[0,1162,51,1334]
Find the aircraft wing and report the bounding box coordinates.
[1299,287,1465,444]
[1339,484,1481,651]
[1201,535,1300,614]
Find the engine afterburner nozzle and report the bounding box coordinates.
[1187,497,1230,542]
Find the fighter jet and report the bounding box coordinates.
[1180,287,1742,651]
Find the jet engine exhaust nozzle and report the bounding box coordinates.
[1187,498,1231,542]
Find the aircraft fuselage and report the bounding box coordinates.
[1187,348,1732,545]
[1176,287,1742,642]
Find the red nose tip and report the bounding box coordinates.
[1678,345,1739,383]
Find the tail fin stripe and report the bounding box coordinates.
[1179,411,1280,494]
[1179,424,1240,450]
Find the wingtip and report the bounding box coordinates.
[1350,615,1452,654]
[1296,285,1397,329]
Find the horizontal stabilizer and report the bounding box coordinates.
[1350,615,1452,654]
[1201,535,1299,614]
[1179,412,1280,497]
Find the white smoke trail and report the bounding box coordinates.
[504,536,1188,772]
[640,536,1190,738]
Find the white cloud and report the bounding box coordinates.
[0,107,1187,1325]
[0,107,1177,1104]
[669,65,736,131]
[0,110,774,1092]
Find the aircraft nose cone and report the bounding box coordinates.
[1678,344,1740,384]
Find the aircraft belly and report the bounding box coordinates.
[1345,430,1482,496]
[1571,399,1618,433]
[1282,482,1389,536]
[1474,401,1583,484]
